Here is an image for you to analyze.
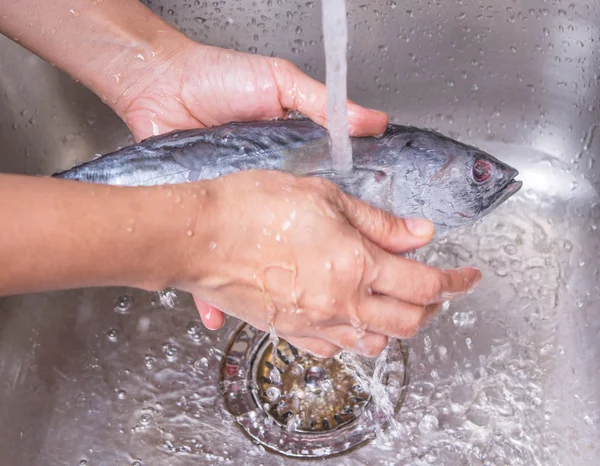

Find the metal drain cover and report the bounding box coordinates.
[220,324,409,458]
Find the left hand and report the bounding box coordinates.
[112,41,388,142]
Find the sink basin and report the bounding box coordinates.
[1,1,598,464]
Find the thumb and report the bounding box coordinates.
[338,191,435,253]
[273,60,389,136]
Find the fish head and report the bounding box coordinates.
[387,129,522,238]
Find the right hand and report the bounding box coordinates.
[173,170,481,358]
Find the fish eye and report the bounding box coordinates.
[473,159,492,182]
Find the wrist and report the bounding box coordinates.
[131,180,218,293]
[84,13,195,115]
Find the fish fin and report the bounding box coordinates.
[281,138,332,175]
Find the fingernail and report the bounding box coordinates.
[457,267,482,293]
[405,218,434,237]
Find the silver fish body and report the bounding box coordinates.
[53,118,522,239]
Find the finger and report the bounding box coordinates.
[370,250,482,305]
[194,295,225,330]
[310,325,389,357]
[272,59,389,137]
[362,294,442,339]
[347,102,389,137]
[336,191,435,253]
[284,336,342,359]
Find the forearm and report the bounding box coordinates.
[0,174,212,296]
[0,0,192,109]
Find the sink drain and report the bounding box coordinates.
[220,324,409,458]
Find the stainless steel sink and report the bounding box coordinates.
[1,1,598,464]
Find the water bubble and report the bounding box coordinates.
[79,461,88,466]
[266,386,281,402]
[70,9,81,17]
[144,355,155,369]
[114,295,133,313]
[418,414,439,433]
[140,414,151,425]
[194,357,209,371]
[107,328,119,342]
[452,311,477,329]
[117,389,126,400]
[557,9,566,16]
[187,323,201,341]
[162,343,178,361]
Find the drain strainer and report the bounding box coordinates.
[220,324,409,458]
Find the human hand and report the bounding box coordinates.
[171,170,481,358]
[109,38,392,333]
[112,41,389,142]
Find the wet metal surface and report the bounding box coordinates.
[1,1,599,464]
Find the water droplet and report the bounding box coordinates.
[140,414,151,425]
[107,328,119,342]
[144,355,155,369]
[452,311,477,329]
[194,357,209,371]
[558,9,566,16]
[114,295,133,313]
[117,389,126,400]
[136,53,145,61]
[209,241,217,251]
[70,9,81,17]
[162,343,178,361]
[324,261,332,270]
[266,386,281,402]
[186,229,194,237]
[418,414,439,433]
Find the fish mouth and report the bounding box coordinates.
[482,178,523,215]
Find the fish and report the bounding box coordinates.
[53,117,522,239]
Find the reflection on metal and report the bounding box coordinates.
[220,324,409,458]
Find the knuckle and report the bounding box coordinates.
[416,274,443,304]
